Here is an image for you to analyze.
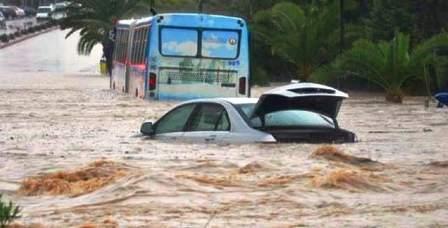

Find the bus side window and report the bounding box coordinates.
[124,30,129,63]
[142,26,149,64]
[136,26,149,65]
[138,28,144,63]
[118,30,124,62]
[118,29,123,63]
[132,29,140,64]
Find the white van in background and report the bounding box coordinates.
[36,5,54,20]
[0,11,5,23]
[51,2,67,20]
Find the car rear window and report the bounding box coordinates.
[234,103,334,129]
[262,110,334,128]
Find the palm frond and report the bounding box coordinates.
[62,0,149,56]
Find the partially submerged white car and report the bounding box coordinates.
[141,83,356,143]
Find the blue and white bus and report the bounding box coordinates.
[111,13,250,100]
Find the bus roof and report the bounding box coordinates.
[117,13,245,28]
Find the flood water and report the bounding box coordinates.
[0,30,448,227]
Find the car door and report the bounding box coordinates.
[152,103,196,141]
[182,103,232,143]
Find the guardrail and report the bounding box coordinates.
[0,17,58,49]
[0,17,43,36]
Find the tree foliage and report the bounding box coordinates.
[253,1,340,81]
[364,0,415,41]
[0,194,21,228]
[61,0,152,55]
[328,32,448,102]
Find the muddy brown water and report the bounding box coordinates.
[1,31,448,227]
[1,73,447,227]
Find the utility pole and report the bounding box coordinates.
[338,0,345,89]
[198,0,204,13]
[339,0,345,54]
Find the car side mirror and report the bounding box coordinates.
[140,122,155,136]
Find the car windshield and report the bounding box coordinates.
[38,8,50,13]
[235,103,335,129]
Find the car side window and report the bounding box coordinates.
[155,104,196,134]
[189,104,230,132]
[216,111,230,131]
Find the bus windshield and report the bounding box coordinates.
[161,28,198,57]
[161,27,240,59]
[202,30,239,59]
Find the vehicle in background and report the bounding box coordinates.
[112,13,250,101]
[0,11,5,23]
[36,5,54,20]
[22,6,37,16]
[0,6,17,19]
[10,6,25,17]
[140,83,356,144]
[51,2,67,20]
[435,92,448,108]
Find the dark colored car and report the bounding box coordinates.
[22,6,37,16]
[0,6,17,19]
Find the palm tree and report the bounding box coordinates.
[330,32,448,103]
[252,1,340,81]
[60,0,151,55]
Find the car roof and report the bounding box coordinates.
[180,97,258,106]
[219,97,258,104]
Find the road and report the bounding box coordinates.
[0,29,102,74]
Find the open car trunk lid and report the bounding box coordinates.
[251,83,349,119]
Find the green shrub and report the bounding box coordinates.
[0,194,21,228]
[320,32,448,103]
[8,34,15,40]
[0,34,8,43]
[434,55,448,89]
[251,66,270,86]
